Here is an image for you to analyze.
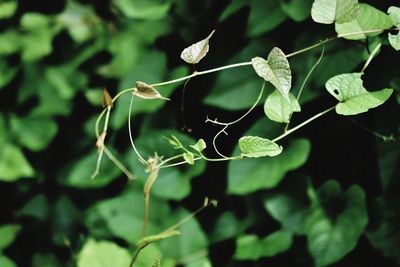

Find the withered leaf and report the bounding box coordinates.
[102,88,113,108]
[134,81,170,100]
[180,29,215,64]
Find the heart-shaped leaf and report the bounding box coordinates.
[134,81,170,100]
[325,73,393,115]
[252,47,292,102]
[311,0,359,24]
[190,139,206,153]
[239,136,283,158]
[264,90,300,123]
[335,4,393,40]
[180,30,215,64]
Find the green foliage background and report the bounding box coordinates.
[0,0,400,266]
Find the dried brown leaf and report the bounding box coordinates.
[102,88,113,108]
[134,81,170,100]
[180,29,215,64]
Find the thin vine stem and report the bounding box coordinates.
[128,95,148,165]
[361,42,382,73]
[273,106,336,143]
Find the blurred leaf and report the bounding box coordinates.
[57,0,101,43]
[0,255,17,267]
[0,59,17,89]
[305,181,368,267]
[135,244,162,267]
[0,143,34,182]
[264,177,311,233]
[311,0,359,24]
[204,41,275,110]
[280,0,312,22]
[210,212,250,242]
[20,13,60,61]
[113,0,171,20]
[0,30,20,55]
[77,239,131,267]
[180,30,215,64]
[335,4,392,40]
[239,136,283,158]
[32,253,62,267]
[45,66,88,100]
[159,209,208,261]
[264,90,300,123]
[0,224,21,250]
[0,1,17,19]
[52,195,81,245]
[126,129,206,200]
[59,150,121,188]
[219,0,247,21]
[228,118,311,195]
[10,115,58,151]
[247,0,287,37]
[325,73,393,115]
[85,189,171,244]
[0,115,8,144]
[18,194,49,221]
[234,230,292,260]
[252,47,292,102]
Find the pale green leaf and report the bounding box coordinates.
[325,73,393,115]
[234,230,293,260]
[305,181,368,266]
[0,256,17,267]
[388,33,400,51]
[0,224,21,250]
[183,152,195,165]
[113,0,171,20]
[190,139,206,153]
[77,239,131,267]
[280,0,312,22]
[264,90,300,123]
[10,115,58,151]
[335,4,393,40]
[0,1,17,19]
[239,136,283,158]
[228,119,311,195]
[0,144,34,182]
[388,6,400,27]
[311,0,359,24]
[252,47,292,102]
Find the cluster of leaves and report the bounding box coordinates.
[1,0,400,267]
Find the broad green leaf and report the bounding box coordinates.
[0,256,17,267]
[190,139,206,153]
[134,244,162,267]
[335,4,392,40]
[311,0,359,24]
[180,30,215,64]
[247,0,287,37]
[367,196,400,264]
[326,73,393,115]
[264,90,300,123]
[59,150,121,188]
[125,129,205,200]
[77,239,131,267]
[388,7,400,51]
[280,0,312,22]
[252,47,292,102]
[10,115,58,151]
[204,42,274,110]
[58,0,100,43]
[18,194,49,221]
[85,189,171,244]
[234,230,293,260]
[0,224,21,250]
[113,0,171,20]
[228,118,311,195]
[264,177,311,233]
[239,136,283,158]
[0,59,17,89]
[32,253,62,267]
[305,181,368,267]
[0,143,34,182]
[210,212,250,242]
[0,1,17,19]
[158,209,208,260]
